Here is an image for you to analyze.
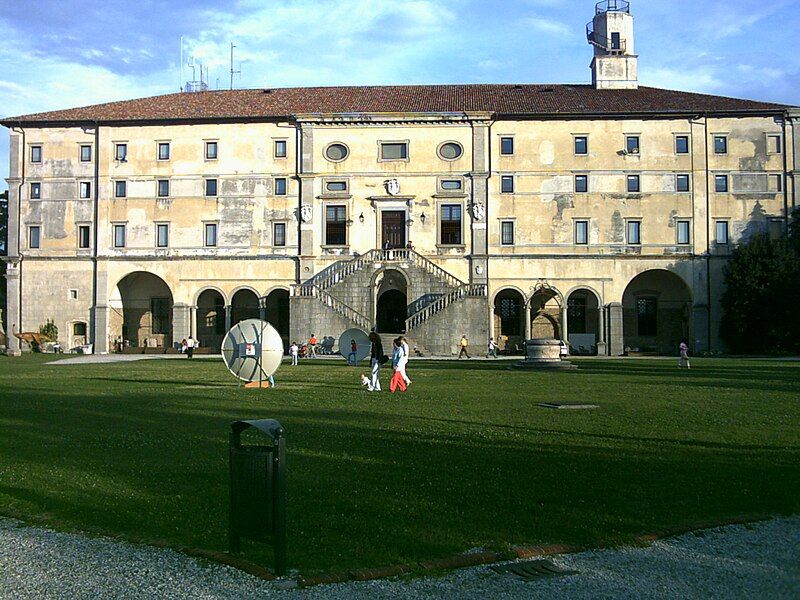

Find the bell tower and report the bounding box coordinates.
[587,0,638,90]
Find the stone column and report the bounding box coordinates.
[692,304,710,355]
[560,305,568,342]
[259,297,267,322]
[607,302,624,356]
[4,260,21,355]
[298,122,316,279]
[225,305,232,332]
[596,306,607,356]
[524,302,532,340]
[469,120,490,286]
[91,305,109,354]
[189,306,197,338]
[172,303,191,347]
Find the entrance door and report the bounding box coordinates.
[381,211,406,249]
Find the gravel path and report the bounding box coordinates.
[1,516,798,599]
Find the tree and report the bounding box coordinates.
[720,209,800,354]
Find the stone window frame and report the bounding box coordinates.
[574,219,590,245]
[574,173,589,193]
[322,178,350,195]
[68,289,79,301]
[437,176,465,195]
[715,220,729,245]
[713,134,728,155]
[675,173,691,193]
[500,174,515,194]
[112,222,127,248]
[203,221,219,247]
[156,141,171,161]
[626,173,641,193]
[79,180,92,199]
[323,203,348,247]
[204,177,218,197]
[29,144,43,163]
[274,138,288,159]
[768,218,784,240]
[676,218,692,245]
[204,140,219,161]
[500,219,515,246]
[157,179,170,198]
[77,223,91,250]
[437,201,465,247]
[624,133,641,155]
[274,177,288,196]
[437,140,464,162]
[273,222,287,247]
[28,224,42,249]
[155,222,170,248]
[377,140,410,163]
[714,173,729,193]
[766,133,783,155]
[499,135,515,156]
[573,134,589,156]
[114,180,127,198]
[114,142,128,162]
[768,173,783,193]
[29,181,42,200]
[625,218,642,245]
[674,133,690,155]
[324,142,350,163]
[79,144,92,162]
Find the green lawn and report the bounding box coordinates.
[0,354,798,574]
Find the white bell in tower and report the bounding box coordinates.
[587,0,638,90]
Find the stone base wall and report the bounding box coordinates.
[406,297,488,356]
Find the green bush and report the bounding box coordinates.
[38,319,59,343]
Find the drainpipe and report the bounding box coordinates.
[703,115,712,353]
[91,122,100,347]
[781,114,790,230]
[12,123,26,339]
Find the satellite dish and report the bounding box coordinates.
[338,328,371,364]
[222,319,283,384]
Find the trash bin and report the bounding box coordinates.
[229,419,286,575]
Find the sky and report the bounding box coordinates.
[1,0,799,190]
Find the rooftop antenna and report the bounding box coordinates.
[230,42,241,90]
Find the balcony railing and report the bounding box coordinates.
[586,22,627,53]
[596,0,630,14]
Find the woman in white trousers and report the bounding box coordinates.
[368,332,383,391]
[397,336,411,386]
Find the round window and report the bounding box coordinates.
[325,143,349,161]
[438,142,463,160]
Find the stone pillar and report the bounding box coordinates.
[469,120,490,286]
[692,304,710,355]
[91,305,109,354]
[560,305,568,342]
[524,302,532,340]
[259,297,267,322]
[172,303,191,346]
[4,260,21,356]
[189,306,197,338]
[596,306,608,356]
[607,302,624,356]
[225,305,232,332]
[298,122,316,279]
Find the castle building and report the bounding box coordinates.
[2,0,798,356]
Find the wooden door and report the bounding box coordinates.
[381,211,406,249]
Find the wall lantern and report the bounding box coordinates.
[359,212,364,223]
[420,212,426,224]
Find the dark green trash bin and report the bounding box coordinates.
[229,419,286,575]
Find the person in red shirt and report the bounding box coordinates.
[309,334,317,358]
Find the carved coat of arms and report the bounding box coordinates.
[300,204,313,223]
[471,202,485,221]
[384,179,400,196]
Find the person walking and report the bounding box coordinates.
[348,339,358,365]
[679,340,691,369]
[486,337,498,358]
[185,336,195,359]
[398,336,411,386]
[390,338,408,393]
[458,335,470,359]
[290,341,299,366]
[308,334,317,358]
[368,331,383,392]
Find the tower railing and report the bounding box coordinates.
[586,22,627,53]
[595,0,630,14]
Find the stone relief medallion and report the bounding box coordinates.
[300,204,313,223]
[384,178,400,196]
[471,202,485,221]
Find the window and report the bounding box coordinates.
[498,295,521,335]
[611,31,621,50]
[205,141,218,160]
[627,220,641,245]
[30,145,42,163]
[325,143,349,161]
[156,223,169,248]
[438,142,463,160]
[440,179,462,191]
[157,179,170,197]
[575,175,588,193]
[675,135,689,154]
[80,181,91,198]
[574,136,588,155]
[78,225,90,249]
[575,220,589,245]
[325,205,347,246]
[275,177,287,196]
[500,137,514,155]
[676,174,690,193]
[151,298,170,335]
[769,174,783,193]
[501,221,514,245]
[567,296,587,334]
[677,220,691,245]
[626,135,640,154]
[69,289,78,300]
[274,139,287,158]
[80,145,92,162]
[440,204,462,245]
[204,223,218,247]
[115,143,127,161]
[30,182,41,199]
[715,175,728,193]
[380,142,408,160]
[113,224,126,248]
[157,142,170,160]
[627,174,640,193]
[715,221,729,245]
[637,297,657,336]
[501,175,514,193]
[767,134,782,154]
[73,322,87,336]
[114,180,127,198]
[714,135,727,154]
[326,181,347,192]
[205,178,218,197]
[28,225,40,248]
[273,222,286,247]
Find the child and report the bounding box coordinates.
[348,339,358,365]
[679,340,691,369]
[290,341,299,366]
[486,337,498,358]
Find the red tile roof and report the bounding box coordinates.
[2,84,791,125]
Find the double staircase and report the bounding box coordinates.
[290,249,487,352]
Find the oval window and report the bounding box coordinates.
[326,181,347,192]
[325,143,349,161]
[439,142,463,160]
